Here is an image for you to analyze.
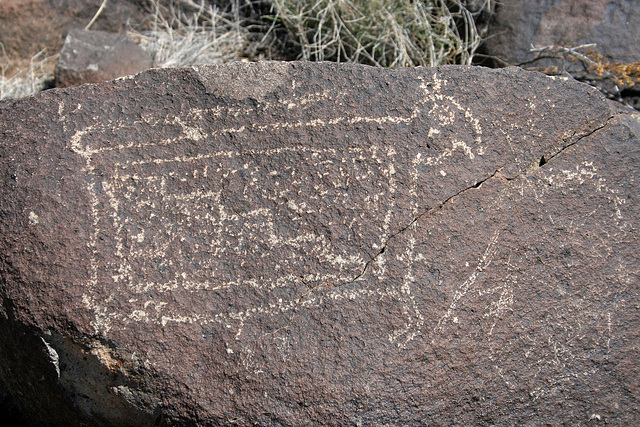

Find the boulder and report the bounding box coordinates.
[0,0,150,75]
[483,0,640,66]
[55,29,153,88]
[481,0,640,107]
[0,0,256,77]
[0,62,638,425]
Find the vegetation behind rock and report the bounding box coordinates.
[0,0,493,100]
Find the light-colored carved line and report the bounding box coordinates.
[547,160,626,223]
[81,109,422,158]
[70,74,491,334]
[69,95,424,335]
[100,144,402,326]
[125,230,365,294]
[155,277,412,331]
[387,153,426,347]
[128,271,359,302]
[103,173,133,285]
[432,229,500,338]
[71,126,109,334]
[418,74,485,165]
[112,144,385,182]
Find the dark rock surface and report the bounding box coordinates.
[483,0,640,66]
[0,61,638,425]
[0,375,29,426]
[55,29,153,88]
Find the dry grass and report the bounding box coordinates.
[0,1,258,100]
[0,0,493,100]
[267,0,491,67]
[127,0,267,68]
[528,43,640,108]
[530,44,640,89]
[0,50,58,101]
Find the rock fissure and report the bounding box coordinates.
[341,168,504,290]
[1,62,638,425]
[299,165,503,300]
[523,114,617,179]
[334,110,619,292]
[549,116,615,159]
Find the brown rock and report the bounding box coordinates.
[55,29,153,88]
[481,1,640,110]
[0,62,638,425]
[0,0,150,74]
[0,1,247,76]
[483,0,640,66]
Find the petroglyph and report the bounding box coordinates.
[544,160,628,223]
[66,70,488,338]
[433,229,500,339]
[4,62,638,425]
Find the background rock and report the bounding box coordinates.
[481,0,640,108]
[0,0,150,75]
[55,29,153,88]
[0,62,638,425]
[0,1,250,77]
[483,0,640,66]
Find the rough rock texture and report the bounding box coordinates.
[0,0,244,75]
[483,0,640,66]
[55,29,153,88]
[0,62,639,425]
[0,376,28,425]
[0,0,150,74]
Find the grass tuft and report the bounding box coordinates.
[0,50,58,101]
[127,0,264,68]
[266,0,491,67]
[0,0,494,100]
[528,43,640,108]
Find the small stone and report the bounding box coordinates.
[55,29,153,88]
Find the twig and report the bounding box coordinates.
[85,0,108,30]
[529,44,598,68]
